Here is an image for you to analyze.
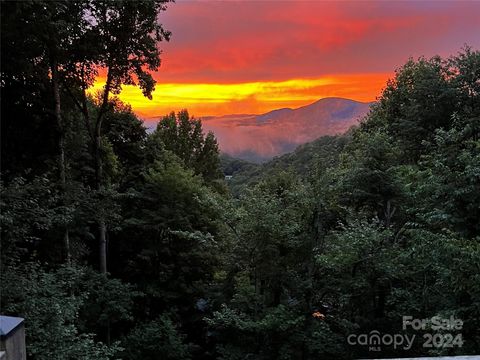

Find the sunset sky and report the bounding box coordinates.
[94,0,480,118]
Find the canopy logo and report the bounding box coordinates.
[347,330,415,351]
[347,315,464,352]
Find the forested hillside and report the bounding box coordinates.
[1,2,479,359]
[221,133,352,196]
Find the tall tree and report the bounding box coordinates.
[362,55,457,162]
[62,0,171,273]
[154,110,223,183]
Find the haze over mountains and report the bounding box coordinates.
[200,97,371,162]
[146,97,372,162]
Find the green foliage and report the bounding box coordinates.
[102,99,148,188]
[317,219,399,324]
[362,47,480,163]
[135,150,220,232]
[105,148,223,356]
[324,130,403,221]
[72,268,142,338]
[122,315,191,360]
[363,56,455,161]
[1,264,122,360]
[411,115,480,237]
[206,173,350,359]
[0,177,59,253]
[154,110,223,183]
[0,176,80,262]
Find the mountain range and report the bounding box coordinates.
[200,97,372,162]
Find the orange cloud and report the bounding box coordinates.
[92,73,389,117]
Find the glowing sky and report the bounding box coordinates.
[94,0,480,118]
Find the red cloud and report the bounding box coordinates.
[155,1,479,84]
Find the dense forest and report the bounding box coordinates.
[1,1,480,359]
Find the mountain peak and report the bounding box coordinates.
[305,97,368,108]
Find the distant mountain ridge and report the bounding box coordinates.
[201,97,372,162]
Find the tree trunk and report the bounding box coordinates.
[94,131,103,191]
[95,130,108,274]
[51,58,71,265]
[95,67,111,273]
[99,220,107,274]
[63,62,110,273]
